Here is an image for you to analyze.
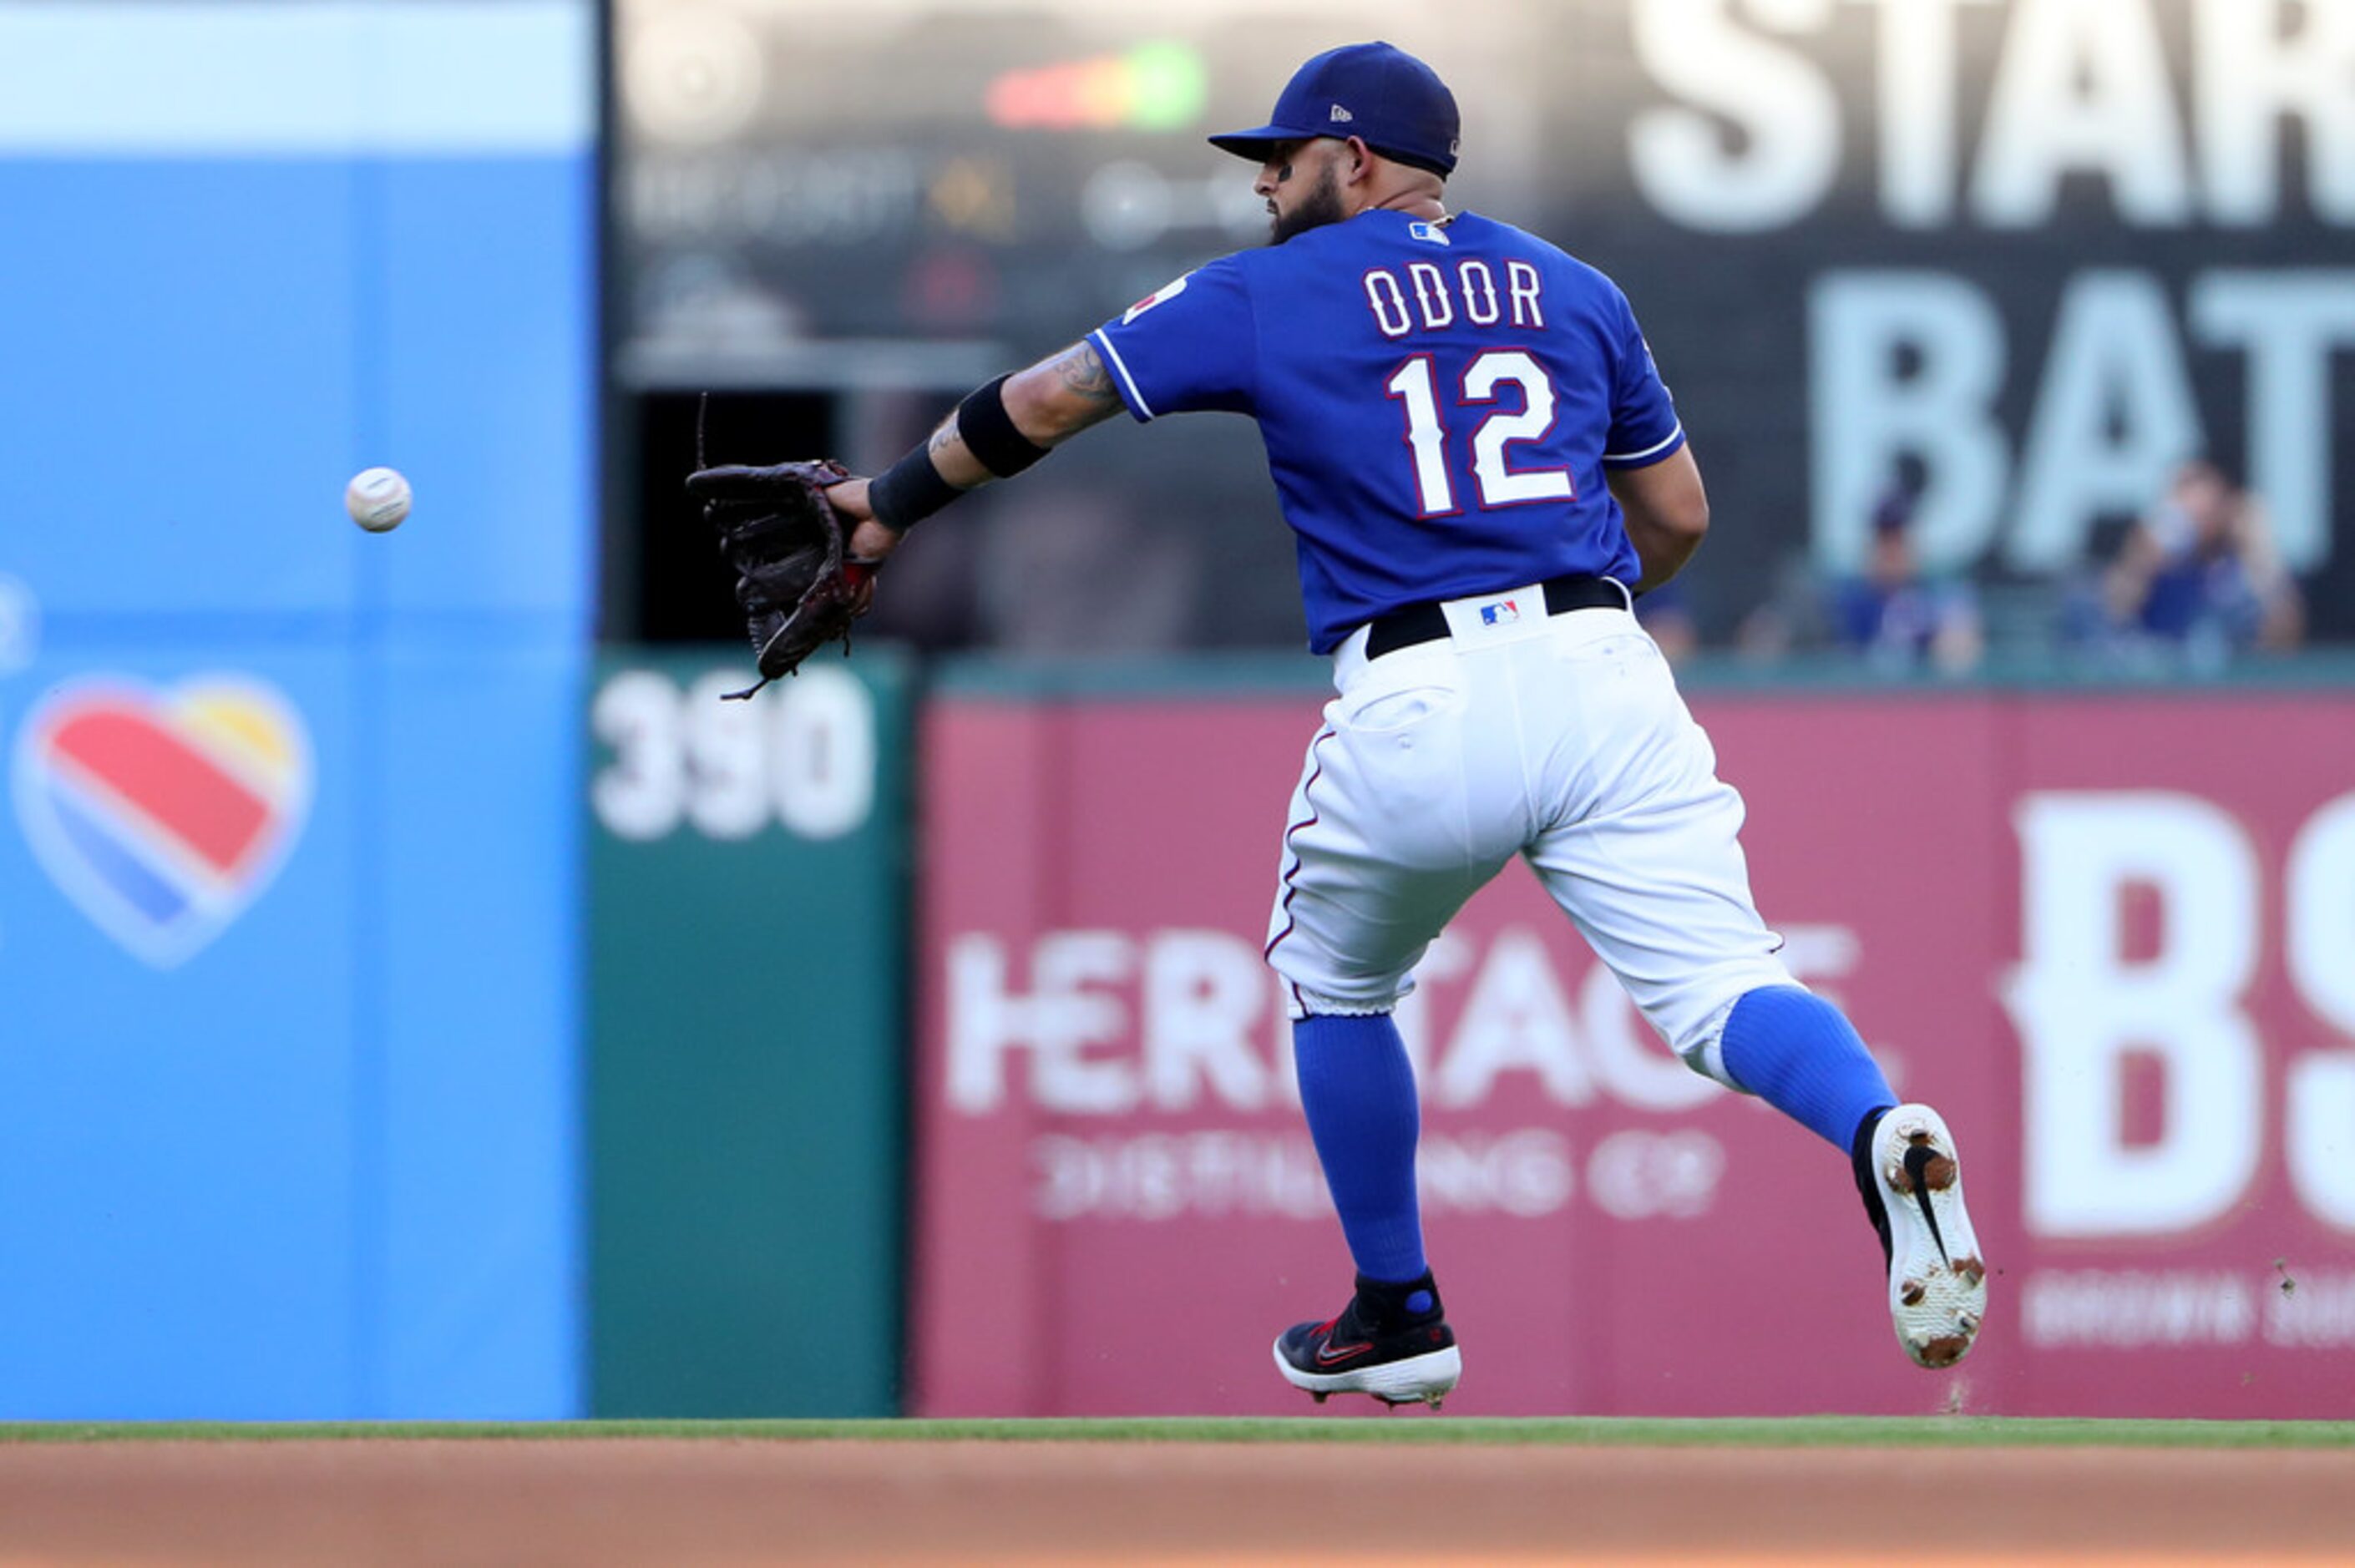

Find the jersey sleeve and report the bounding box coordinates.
[1086,256,1257,422]
[1600,286,1686,469]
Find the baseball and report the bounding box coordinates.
[346,467,413,532]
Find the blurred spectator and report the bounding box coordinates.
[2101,459,2304,662]
[1828,481,1983,675]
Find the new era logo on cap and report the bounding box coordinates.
[1329,104,1354,122]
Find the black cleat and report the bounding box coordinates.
[1273,1271,1461,1409]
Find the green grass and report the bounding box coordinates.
[3,1417,2352,1448]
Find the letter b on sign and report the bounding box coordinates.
[2005,792,2264,1238]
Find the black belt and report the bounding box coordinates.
[1365,574,1627,659]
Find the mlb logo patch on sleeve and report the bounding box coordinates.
[1122,273,1192,324]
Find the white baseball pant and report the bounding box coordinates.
[1263,584,1798,1089]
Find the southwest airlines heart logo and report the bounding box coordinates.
[13,675,311,968]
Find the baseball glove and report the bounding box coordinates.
[685,458,878,699]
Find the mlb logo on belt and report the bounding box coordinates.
[1479,599,1521,627]
[13,675,311,968]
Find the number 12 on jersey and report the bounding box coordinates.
[1385,349,1577,518]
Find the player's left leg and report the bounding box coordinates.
[1717,984,1895,1154]
[1517,615,1985,1367]
[1711,988,1983,1365]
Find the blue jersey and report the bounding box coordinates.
[1087,210,1684,653]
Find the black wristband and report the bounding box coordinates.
[956,374,1052,478]
[865,445,964,534]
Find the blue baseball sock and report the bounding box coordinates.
[1719,985,1897,1152]
[1293,1013,1427,1290]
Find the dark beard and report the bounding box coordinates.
[1268,164,1345,245]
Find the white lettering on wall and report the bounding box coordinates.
[1024,1126,1739,1224]
[1971,0,2191,228]
[2266,1271,2355,1346]
[1029,1128,1592,1222]
[1810,271,2010,572]
[2286,794,2355,1231]
[1811,266,2354,574]
[1624,0,2355,576]
[590,666,878,842]
[1629,0,2355,230]
[2022,1269,2257,1348]
[947,930,1136,1115]
[1628,0,1841,233]
[2188,272,2355,572]
[1856,0,1997,229]
[2195,0,2355,228]
[947,923,1856,1119]
[2004,792,2264,1238]
[2286,792,2355,1039]
[1585,1127,1726,1219]
[2005,271,2202,572]
[1142,929,1269,1112]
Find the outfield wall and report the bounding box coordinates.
[911,673,2355,1418]
[0,1,596,1419]
[586,651,914,1419]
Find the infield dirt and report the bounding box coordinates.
[0,1437,2350,1565]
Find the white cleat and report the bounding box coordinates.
[1859,1104,1988,1369]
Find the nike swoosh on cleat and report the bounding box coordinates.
[1315,1341,1375,1366]
[1902,1143,1951,1265]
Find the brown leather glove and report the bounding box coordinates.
[685,458,878,699]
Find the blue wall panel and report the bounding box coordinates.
[374,157,598,626]
[0,647,361,1417]
[0,1,594,1419]
[0,164,362,624]
[375,643,585,1416]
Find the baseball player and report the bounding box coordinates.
[711,41,1987,1409]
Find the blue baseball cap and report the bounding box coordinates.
[1208,42,1460,178]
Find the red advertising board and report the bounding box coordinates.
[912,687,2355,1418]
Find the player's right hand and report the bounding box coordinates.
[823,478,904,566]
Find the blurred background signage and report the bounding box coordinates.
[611,0,2354,657]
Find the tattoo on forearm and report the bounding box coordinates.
[927,418,960,457]
[1053,342,1121,404]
